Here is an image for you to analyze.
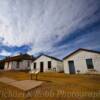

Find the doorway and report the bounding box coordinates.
[40,62,44,72]
[0,62,5,70]
[68,61,76,74]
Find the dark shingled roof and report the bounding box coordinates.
[63,48,100,60]
[0,54,35,62]
[34,54,62,62]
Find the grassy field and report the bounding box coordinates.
[0,71,100,100]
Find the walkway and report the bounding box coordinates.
[0,77,43,91]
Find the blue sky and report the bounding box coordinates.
[0,0,100,59]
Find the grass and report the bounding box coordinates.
[0,71,100,100]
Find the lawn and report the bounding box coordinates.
[0,71,100,100]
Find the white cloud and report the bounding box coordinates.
[0,50,12,56]
[0,0,99,56]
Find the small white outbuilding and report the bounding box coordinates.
[63,48,100,74]
[31,54,63,72]
[0,54,34,71]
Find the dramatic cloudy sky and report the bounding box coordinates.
[0,0,100,59]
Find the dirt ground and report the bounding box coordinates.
[0,71,100,100]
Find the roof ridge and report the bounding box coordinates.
[34,54,62,62]
[63,48,100,60]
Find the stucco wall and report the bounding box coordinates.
[4,60,32,70]
[31,56,63,72]
[63,50,100,74]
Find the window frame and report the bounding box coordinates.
[48,61,52,69]
[86,58,94,69]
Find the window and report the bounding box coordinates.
[86,59,94,69]
[27,61,30,67]
[48,61,51,69]
[7,62,9,69]
[34,63,36,69]
[16,61,20,68]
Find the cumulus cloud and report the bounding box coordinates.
[0,0,100,58]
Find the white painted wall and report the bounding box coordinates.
[4,60,32,71]
[63,50,100,74]
[4,62,12,70]
[31,55,63,72]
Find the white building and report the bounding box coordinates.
[0,54,35,71]
[63,48,100,74]
[31,54,63,72]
